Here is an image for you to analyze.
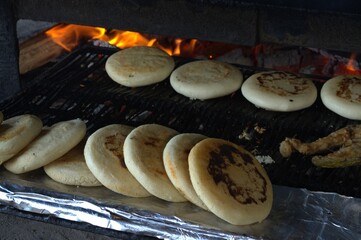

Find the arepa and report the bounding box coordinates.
[163,133,208,209]
[124,124,186,202]
[105,46,175,87]
[189,138,273,225]
[0,114,42,164]
[4,118,86,174]
[170,60,243,100]
[241,71,317,112]
[84,124,150,197]
[321,75,361,120]
[44,142,102,187]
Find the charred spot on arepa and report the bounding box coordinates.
[143,136,161,147]
[104,134,126,168]
[256,71,310,96]
[207,143,268,204]
[0,124,25,140]
[336,76,361,103]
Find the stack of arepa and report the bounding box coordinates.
[83,123,273,225]
[0,110,274,225]
[0,113,99,186]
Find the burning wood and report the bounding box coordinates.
[19,33,64,74]
[254,45,361,77]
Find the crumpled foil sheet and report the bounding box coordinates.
[0,168,359,239]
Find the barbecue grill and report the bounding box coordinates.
[1,0,361,239]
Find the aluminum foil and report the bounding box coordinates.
[0,169,360,239]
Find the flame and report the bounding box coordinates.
[46,24,107,52]
[107,30,150,49]
[331,52,361,76]
[45,24,203,57]
[346,53,358,72]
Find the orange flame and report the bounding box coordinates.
[107,30,150,49]
[45,24,203,57]
[331,52,361,76]
[346,53,358,72]
[45,24,107,52]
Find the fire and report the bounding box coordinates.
[45,23,202,57]
[346,53,358,72]
[44,24,361,78]
[44,24,361,77]
[46,24,107,52]
[332,52,361,76]
[45,24,243,59]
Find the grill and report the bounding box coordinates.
[2,45,360,197]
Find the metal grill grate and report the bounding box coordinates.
[1,45,360,197]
